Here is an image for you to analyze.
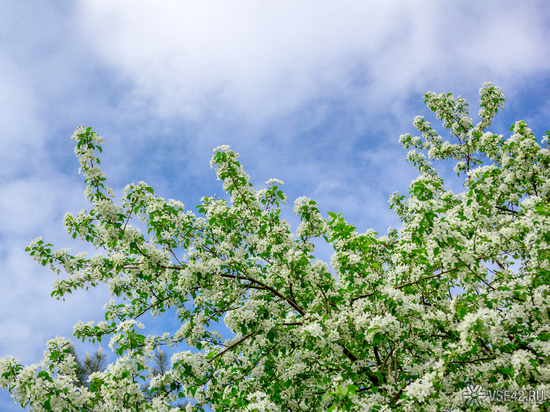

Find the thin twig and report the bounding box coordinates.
[208,330,258,364]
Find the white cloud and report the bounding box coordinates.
[77,0,550,124]
[0,51,46,178]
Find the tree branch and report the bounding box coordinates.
[208,330,258,364]
[495,205,518,214]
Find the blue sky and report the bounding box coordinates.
[1,1,549,410]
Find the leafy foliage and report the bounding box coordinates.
[1,84,550,411]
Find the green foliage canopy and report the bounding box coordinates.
[1,83,550,411]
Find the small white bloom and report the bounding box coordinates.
[213,145,230,152]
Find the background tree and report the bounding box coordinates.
[66,342,108,389]
[140,347,189,410]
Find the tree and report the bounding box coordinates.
[1,83,549,411]
[66,342,108,389]
[140,347,189,410]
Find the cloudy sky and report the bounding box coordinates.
[1,1,549,410]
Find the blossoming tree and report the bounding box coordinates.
[1,83,549,411]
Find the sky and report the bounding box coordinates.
[1,1,549,410]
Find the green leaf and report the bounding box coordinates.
[37,371,51,381]
[322,393,332,403]
[367,326,379,335]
